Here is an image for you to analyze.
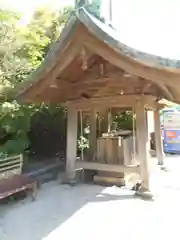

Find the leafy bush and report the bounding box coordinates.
[114,111,133,131]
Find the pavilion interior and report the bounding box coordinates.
[28,49,171,104]
[44,50,164,190]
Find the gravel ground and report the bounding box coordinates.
[0,156,180,240]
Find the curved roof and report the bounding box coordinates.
[18,7,180,104]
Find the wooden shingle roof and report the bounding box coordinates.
[18,7,180,104]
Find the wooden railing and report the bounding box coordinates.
[0,154,23,180]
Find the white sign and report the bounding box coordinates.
[163,111,180,130]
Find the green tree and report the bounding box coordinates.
[0,10,30,98]
[0,6,72,156]
[114,111,133,131]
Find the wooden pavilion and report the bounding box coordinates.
[18,8,180,195]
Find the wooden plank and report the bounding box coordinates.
[0,163,21,172]
[97,137,124,178]
[93,175,125,186]
[75,160,140,174]
[60,73,136,87]
[0,154,22,162]
[65,95,157,110]
[0,175,36,200]
[59,73,158,100]
[0,155,23,179]
[0,159,22,168]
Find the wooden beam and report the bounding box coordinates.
[75,160,140,174]
[58,74,135,90]
[65,95,157,110]
[52,75,169,104]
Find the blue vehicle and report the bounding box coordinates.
[161,106,180,153]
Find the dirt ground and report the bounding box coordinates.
[0,156,180,240]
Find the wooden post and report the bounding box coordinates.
[147,110,155,151]
[146,111,151,151]
[135,101,150,190]
[66,106,78,182]
[154,109,164,165]
[89,109,97,160]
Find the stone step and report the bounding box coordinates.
[93,175,125,186]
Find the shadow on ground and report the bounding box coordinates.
[0,181,140,240]
[1,155,180,240]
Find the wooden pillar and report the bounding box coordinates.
[135,101,150,190]
[66,106,78,181]
[146,111,151,151]
[154,109,164,165]
[89,109,97,160]
[147,110,155,151]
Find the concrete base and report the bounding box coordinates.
[135,187,155,200]
[93,175,125,186]
[149,149,156,157]
[61,179,77,186]
[83,170,97,182]
[61,173,78,186]
[159,165,168,172]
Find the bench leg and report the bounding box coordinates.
[31,182,38,201]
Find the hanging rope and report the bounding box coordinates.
[108,108,112,134]
[80,110,84,161]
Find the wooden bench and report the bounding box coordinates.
[0,154,37,201]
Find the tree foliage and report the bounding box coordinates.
[0,6,72,156]
[114,111,133,131]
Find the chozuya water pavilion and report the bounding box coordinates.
[18,7,180,197]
